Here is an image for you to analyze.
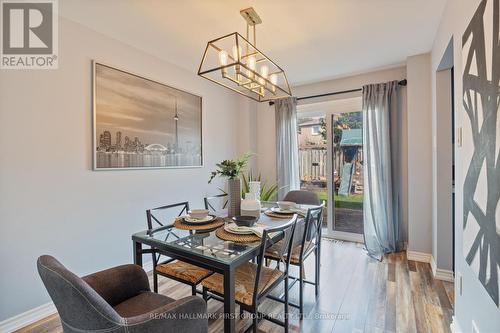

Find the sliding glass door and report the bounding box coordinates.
[327,112,364,241]
[297,98,364,241]
[297,114,328,230]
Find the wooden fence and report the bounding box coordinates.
[299,148,327,181]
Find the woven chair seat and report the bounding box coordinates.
[155,260,212,284]
[201,262,283,305]
[265,240,313,264]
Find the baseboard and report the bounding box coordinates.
[409,251,454,282]
[406,250,432,263]
[431,255,454,282]
[434,268,454,282]
[406,251,455,282]
[431,254,437,274]
[0,302,56,333]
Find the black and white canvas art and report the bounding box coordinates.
[93,62,202,169]
[462,0,499,307]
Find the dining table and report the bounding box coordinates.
[131,202,314,333]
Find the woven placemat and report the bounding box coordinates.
[264,210,294,219]
[216,227,261,243]
[174,217,225,231]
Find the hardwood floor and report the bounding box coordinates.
[16,240,453,333]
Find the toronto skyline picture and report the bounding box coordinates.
[93,62,203,169]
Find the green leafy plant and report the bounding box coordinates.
[241,170,280,201]
[208,153,253,183]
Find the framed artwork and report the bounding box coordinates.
[93,61,203,170]
[462,0,499,307]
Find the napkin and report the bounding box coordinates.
[250,224,265,238]
[290,208,308,216]
[180,215,213,223]
[229,223,266,238]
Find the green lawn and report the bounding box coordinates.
[317,192,363,210]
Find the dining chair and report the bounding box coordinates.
[283,190,321,205]
[37,255,208,333]
[146,202,213,295]
[265,204,324,319]
[204,193,228,214]
[201,215,298,333]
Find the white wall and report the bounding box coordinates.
[292,67,407,104]
[236,98,258,171]
[0,18,253,321]
[406,53,433,255]
[431,0,500,331]
[256,102,277,184]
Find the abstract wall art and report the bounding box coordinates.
[462,0,499,307]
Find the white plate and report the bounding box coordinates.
[224,223,254,235]
[270,207,295,214]
[184,215,215,224]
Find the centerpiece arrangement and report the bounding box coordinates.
[208,153,253,217]
[241,171,279,202]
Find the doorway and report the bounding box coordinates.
[434,38,455,273]
[329,112,364,235]
[297,97,364,242]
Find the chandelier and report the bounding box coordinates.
[198,7,292,102]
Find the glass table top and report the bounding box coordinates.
[132,202,316,265]
[138,225,261,264]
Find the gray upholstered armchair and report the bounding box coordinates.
[37,255,207,333]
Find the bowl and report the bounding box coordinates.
[232,215,258,227]
[277,201,295,211]
[188,209,209,219]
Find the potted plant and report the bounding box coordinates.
[208,153,253,217]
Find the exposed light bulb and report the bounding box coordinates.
[246,56,256,79]
[270,74,278,85]
[218,50,229,77]
[248,56,256,71]
[232,45,241,61]
[232,45,242,77]
[269,74,278,93]
[260,65,269,79]
[218,50,228,66]
[269,74,278,85]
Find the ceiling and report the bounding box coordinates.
[60,0,447,85]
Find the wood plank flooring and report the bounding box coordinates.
[15,240,453,333]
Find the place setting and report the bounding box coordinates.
[174,209,225,230]
[216,215,266,243]
[264,201,308,219]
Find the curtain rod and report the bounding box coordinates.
[269,79,407,106]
